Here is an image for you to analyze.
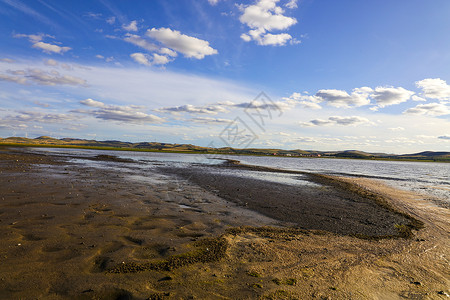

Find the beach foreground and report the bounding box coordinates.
[0,147,448,299]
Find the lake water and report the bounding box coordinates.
[30,148,450,205]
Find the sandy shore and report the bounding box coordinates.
[0,147,448,299]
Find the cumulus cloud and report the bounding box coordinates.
[416,78,450,102]
[315,87,372,108]
[122,20,138,32]
[14,33,71,54]
[411,95,426,102]
[0,68,87,86]
[283,92,322,109]
[258,32,292,46]
[235,98,294,111]
[124,34,159,52]
[404,103,450,116]
[155,96,296,116]
[159,48,178,57]
[155,103,230,115]
[80,98,106,108]
[76,99,164,124]
[290,84,424,110]
[130,53,151,66]
[239,0,298,46]
[371,86,415,108]
[300,116,373,127]
[152,53,171,65]
[146,28,218,59]
[130,53,172,66]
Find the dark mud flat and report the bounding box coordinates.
[160,163,417,238]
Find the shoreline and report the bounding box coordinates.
[0,148,448,299]
[2,143,449,163]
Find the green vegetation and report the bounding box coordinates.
[1,136,449,162]
[108,237,227,273]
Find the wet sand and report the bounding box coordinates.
[0,147,448,299]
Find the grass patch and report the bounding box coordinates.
[272,278,297,286]
[108,237,227,273]
[226,226,327,240]
[246,271,261,277]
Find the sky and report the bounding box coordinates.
[0,0,450,154]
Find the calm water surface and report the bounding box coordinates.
[30,148,450,204]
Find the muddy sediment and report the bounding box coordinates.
[160,162,421,238]
[0,147,448,299]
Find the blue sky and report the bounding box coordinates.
[1,0,449,153]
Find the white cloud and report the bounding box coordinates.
[416,78,450,102]
[32,41,71,54]
[208,0,220,5]
[2,111,76,124]
[371,86,415,108]
[239,0,298,46]
[106,16,116,24]
[152,53,171,65]
[130,53,151,66]
[285,0,298,9]
[77,99,164,124]
[190,117,232,124]
[159,48,178,57]
[404,103,450,116]
[146,28,218,59]
[258,32,292,46]
[315,87,372,108]
[14,33,50,43]
[124,34,159,52]
[123,20,138,32]
[80,98,106,108]
[300,116,374,127]
[278,131,290,136]
[155,103,230,115]
[283,92,322,109]
[240,34,252,42]
[130,53,172,66]
[0,73,28,84]
[411,95,426,102]
[84,12,102,19]
[44,59,58,66]
[0,68,87,86]
[28,69,86,86]
[388,127,405,131]
[14,33,71,54]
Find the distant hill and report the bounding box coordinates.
[0,136,449,162]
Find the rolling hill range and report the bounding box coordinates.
[1,136,449,162]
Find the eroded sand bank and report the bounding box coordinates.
[0,148,448,299]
